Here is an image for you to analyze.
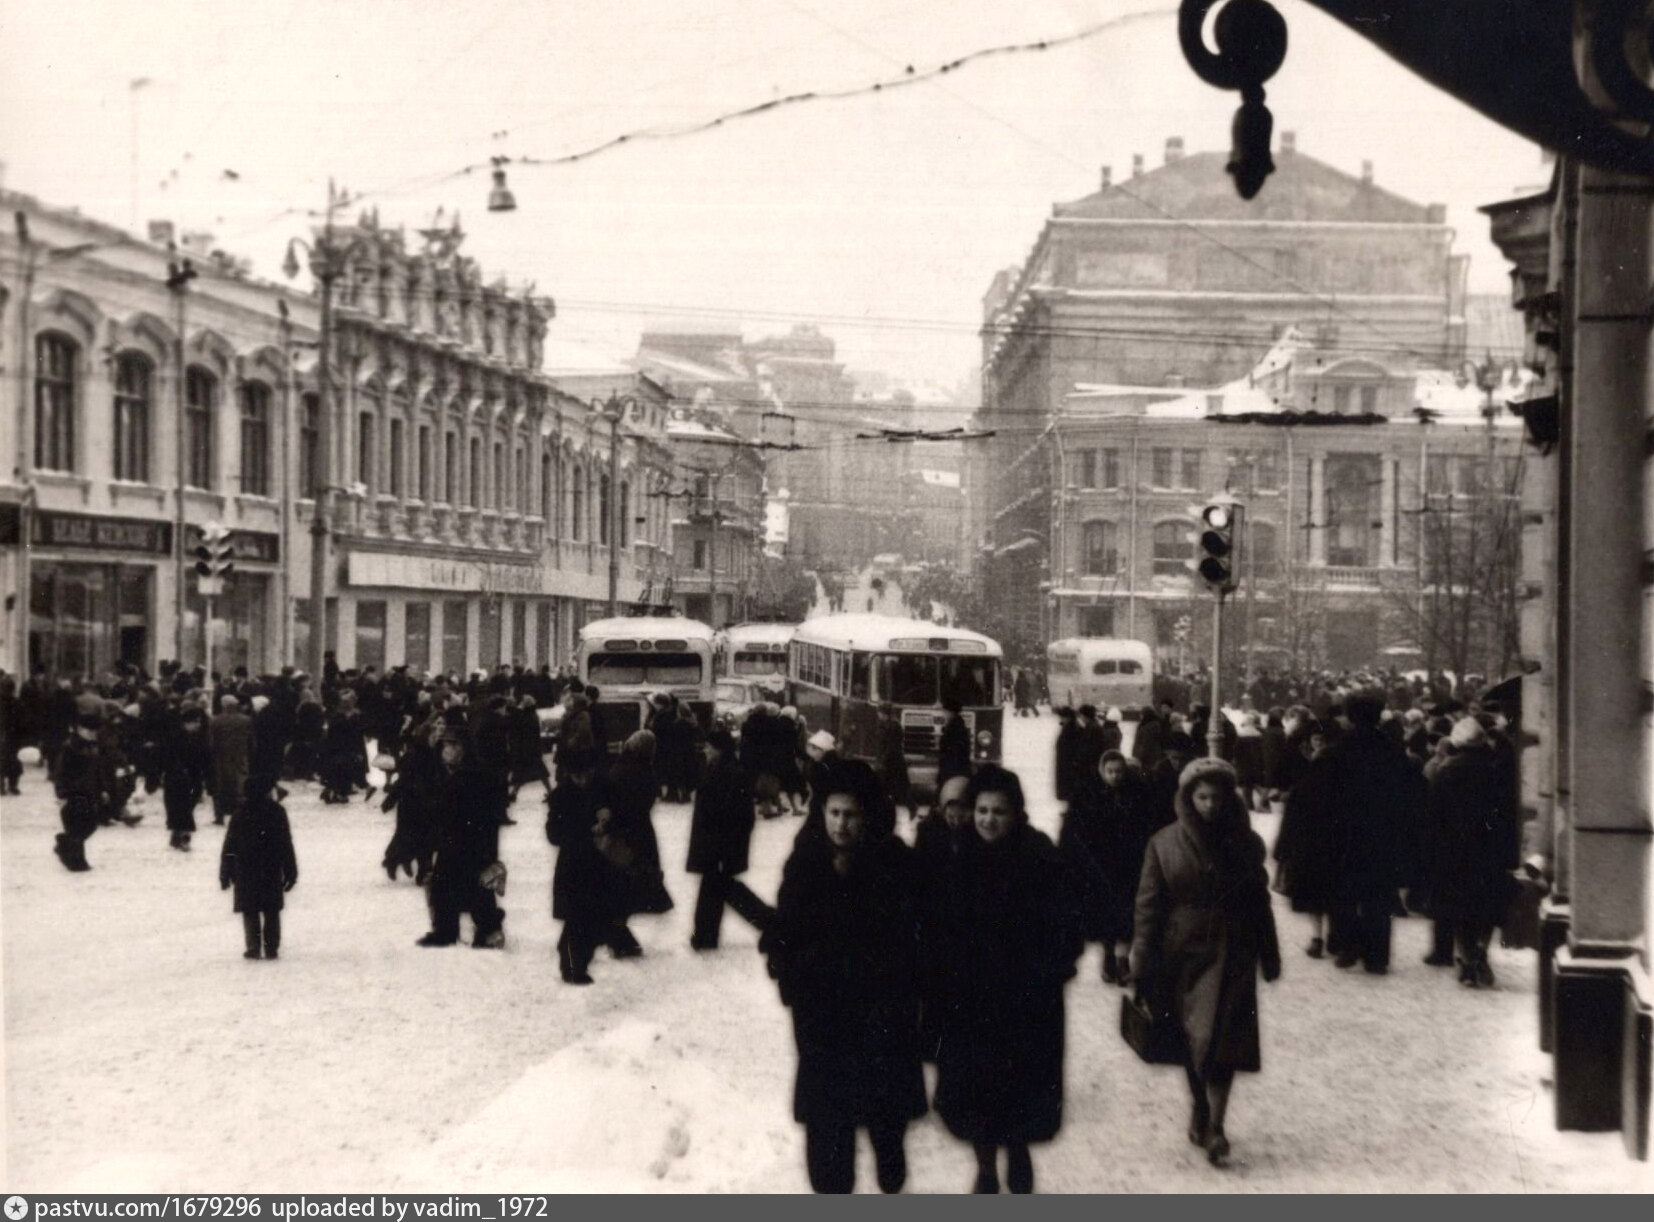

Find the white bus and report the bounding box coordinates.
[717,622,796,682]
[1046,638,1154,715]
[787,613,1003,797]
[576,616,717,750]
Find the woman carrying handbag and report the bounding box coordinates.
[1130,758,1281,1166]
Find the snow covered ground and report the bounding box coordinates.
[3,716,1649,1193]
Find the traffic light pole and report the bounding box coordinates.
[1207,591,1225,761]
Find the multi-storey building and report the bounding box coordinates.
[662,410,767,627]
[0,190,674,679]
[972,135,1479,666]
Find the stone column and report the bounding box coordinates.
[1308,455,1327,565]
[1555,163,1653,1140]
[1379,458,1397,567]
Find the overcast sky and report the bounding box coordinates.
[0,0,1543,393]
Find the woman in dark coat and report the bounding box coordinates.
[1131,758,1281,1166]
[219,772,298,959]
[1052,707,1082,804]
[765,759,926,1194]
[1060,749,1162,984]
[925,764,1083,1194]
[936,698,972,791]
[686,729,764,949]
[1270,720,1337,957]
[507,694,551,799]
[1422,718,1518,988]
[162,705,211,851]
[604,730,674,940]
[318,693,367,804]
[382,719,442,883]
[546,749,621,984]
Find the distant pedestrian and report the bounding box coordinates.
[54,708,108,871]
[163,705,211,852]
[546,748,618,984]
[686,729,770,950]
[936,697,972,791]
[418,728,508,950]
[1130,758,1280,1167]
[219,772,297,960]
[209,695,253,825]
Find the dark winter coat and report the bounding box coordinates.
[925,824,1083,1145]
[1260,725,1288,789]
[508,705,550,788]
[1423,746,1518,927]
[1061,770,1166,943]
[1131,805,1280,1075]
[209,710,254,807]
[1316,727,1427,900]
[876,717,912,808]
[432,761,505,880]
[936,714,972,788]
[546,776,621,924]
[686,757,755,876]
[1131,712,1165,771]
[162,723,211,830]
[219,795,298,913]
[250,704,288,780]
[319,709,367,792]
[606,754,673,915]
[768,832,928,1128]
[383,736,442,870]
[1053,721,1085,804]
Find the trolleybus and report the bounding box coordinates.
[1045,637,1154,714]
[575,616,717,750]
[787,613,1003,798]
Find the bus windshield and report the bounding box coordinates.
[731,650,786,677]
[876,654,1000,707]
[588,652,704,686]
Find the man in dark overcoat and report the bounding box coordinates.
[418,729,507,949]
[686,729,768,949]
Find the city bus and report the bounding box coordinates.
[787,613,1003,799]
[716,622,796,684]
[575,615,718,751]
[1046,637,1154,715]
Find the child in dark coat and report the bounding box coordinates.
[220,772,299,960]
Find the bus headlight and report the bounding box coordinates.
[976,730,994,746]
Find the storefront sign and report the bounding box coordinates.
[30,509,172,555]
[348,551,546,595]
[184,524,280,564]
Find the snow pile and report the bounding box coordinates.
[387,1018,791,1193]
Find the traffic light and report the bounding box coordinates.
[194,523,235,592]
[1195,500,1243,592]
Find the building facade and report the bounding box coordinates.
[663,410,767,628]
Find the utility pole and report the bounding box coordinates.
[608,405,622,618]
[1208,592,1226,761]
[708,471,721,630]
[166,251,197,667]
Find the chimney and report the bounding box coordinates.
[1361,160,1373,185]
[1280,130,1296,155]
[1101,165,1112,189]
[1132,154,1144,178]
[1165,136,1184,164]
[148,219,175,247]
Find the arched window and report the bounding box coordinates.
[468,437,481,508]
[540,453,553,521]
[598,473,612,546]
[493,439,506,510]
[113,353,151,482]
[299,394,321,497]
[1152,520,1188,575]
[185,366,217,489]
[35,332,78,472]
[240,382,272,496]
[1081,520,1117,575]
[571,464,584,540]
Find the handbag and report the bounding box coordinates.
[1120,988,1186,1066]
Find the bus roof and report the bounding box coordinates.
[720,623,797,647]
[1047,637,1154,661]
[792,613,1002,657]
[579,616,716,644]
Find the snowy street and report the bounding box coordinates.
[3,715,1648,1193]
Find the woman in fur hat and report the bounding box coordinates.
[1131,758,1280,1166]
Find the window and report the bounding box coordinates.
[571,467,584,540]
[1180,448,1202,491]
[516,446,529,513]
[693,539,707,570]
[541,453,553,521]
[1077,449,1097,489]
[536,603,554,664]
[1333,385,1352,414]
[1152,521,1189,575]
[357,412,375,491]
[417,425,432,500]
[493,440,505,510]
[1324,453,1379,566]
[1251,520,1280,576]
[620,480,630,547]
[1079,605,1116,637]
[1360,384,1379,414]
[442,599,468,675]
[849,652,872,700]
[240,383,272,496]
[299,394,320,497]
[598,474,611,546]
[588,652,704,686]
[1081,520,1118,575]
[1255,449,1279,490]
[1100,448,1120,490]
[388,418,405,498]
[443,432,457,503]
[468,438,481,508]
[185,367,217,489]
[1151,447,1173,489]
[511,600,527,663]
[34,333,77,473]
[113,354,151,482]
[355,600,387,670]
[405,602,431,670]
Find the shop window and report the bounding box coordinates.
[479,600,502,668]
[405,602,431,671]
[34,332,78,473]
[185,367,217,489]
[442,600,468,675]
[113,353,151,482]
[240,382,272,496]
[536,602,554,666]
[511,600,527,663]
[355,600,387,670]
[185,571,268,675]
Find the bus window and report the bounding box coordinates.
[588,651,704,686]
[880,654,938,705]
[1092,659,1119,675]
[1119,659,1144,675]
[850,652,872,700]
[942,657,999,706]
[732,650,785,677]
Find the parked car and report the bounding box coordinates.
[714,677,784,732]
